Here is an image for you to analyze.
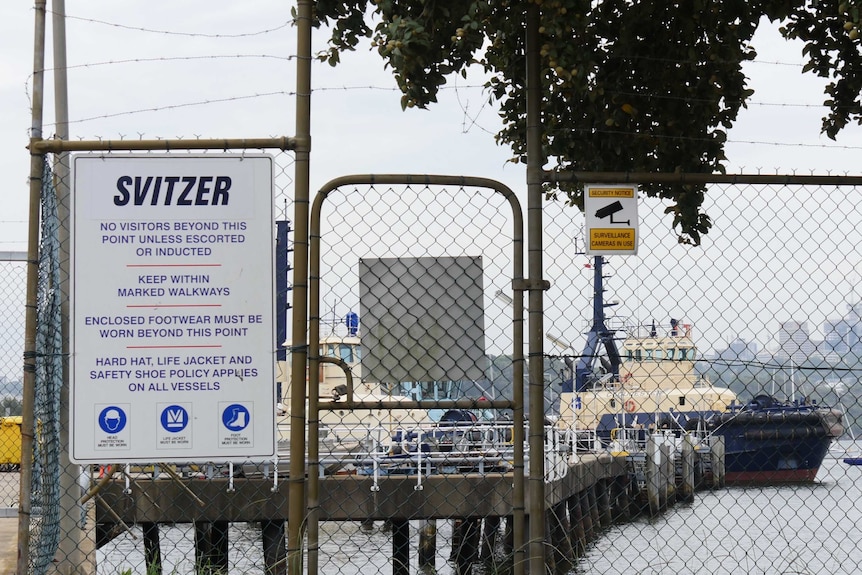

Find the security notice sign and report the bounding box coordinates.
[584,183,639,255]
[70,154,276,463]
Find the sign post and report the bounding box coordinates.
[70,154,276,463]
[584,184,639,255]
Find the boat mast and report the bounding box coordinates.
[574,256,622,391]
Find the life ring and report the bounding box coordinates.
[624,399,637,413]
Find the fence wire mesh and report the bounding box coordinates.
[4,147,862,575]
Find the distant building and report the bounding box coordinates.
[778,320,816,364]
[824,303,862,356]
[716,337,759,362]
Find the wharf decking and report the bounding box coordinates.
[95,453,626,524]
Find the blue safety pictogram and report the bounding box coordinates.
[160,405,189,433]
[98,406,127,434]
[222,404,250,432]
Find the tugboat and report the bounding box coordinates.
[559,256,843,484]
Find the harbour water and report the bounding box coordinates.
[95,442,862,574]
[578,443,862,575]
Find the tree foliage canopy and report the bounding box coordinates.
[310,0,862,244]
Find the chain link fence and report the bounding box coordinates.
[7,147,862,574]
[0,252,26,516]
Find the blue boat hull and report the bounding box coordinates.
[594,398,843,485]
[717,433,833,483]
[707,399,843,484]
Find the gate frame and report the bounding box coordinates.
[306,174,526,575]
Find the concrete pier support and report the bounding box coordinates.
[711,436,726,488]
[645,438,662,516]
[680,434,696,503]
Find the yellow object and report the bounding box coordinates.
[0,416,23,466]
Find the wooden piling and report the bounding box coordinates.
[418,519,437,573]
[480,516,500,565]
[261,520,287,575]
[193,521,228,574]
[610,475,631,523]
[597,479,612,528]
[548,503,574,575]
[579,489,594,542]
[453,518,481,575]
[567,494,587,556]
[502,515,515,569]
[587,484,600,532]
[141,522,161,575]
[391,519,410,575]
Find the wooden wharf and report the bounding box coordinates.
[91,437,723,575]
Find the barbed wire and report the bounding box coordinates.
[48,9,293,38]
[31,83,862,153]
[13,38,857,153]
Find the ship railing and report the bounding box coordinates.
[338,421,576,485]
[118,421,574,488]
[609,426,648,453]
[563,427,602,453]
[624,321,693,339]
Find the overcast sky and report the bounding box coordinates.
[3,2,862,372]
[3,2,862,251]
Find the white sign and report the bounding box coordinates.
[70,154,276,463]
[584,184,639,255]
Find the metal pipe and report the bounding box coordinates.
[509,186,526,575]
[525,5,547,574]
[19,2,48,573]
[51,0,95,569]
[287,1,313,574]
[546,169,862,187]
[30,136,296,153]
[317,399,512,411]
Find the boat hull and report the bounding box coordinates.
[719,436,832,485]
[709,403,842,485]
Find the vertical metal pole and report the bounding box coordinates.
[511,201,525,575]
[19,2,48,574]
[52,1,97,571]
[288,1,312,574]
[276,220,290,405]
[524,4,547,574]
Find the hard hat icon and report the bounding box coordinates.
[101,407,125,433]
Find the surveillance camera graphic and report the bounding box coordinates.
[594,201,630,225]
